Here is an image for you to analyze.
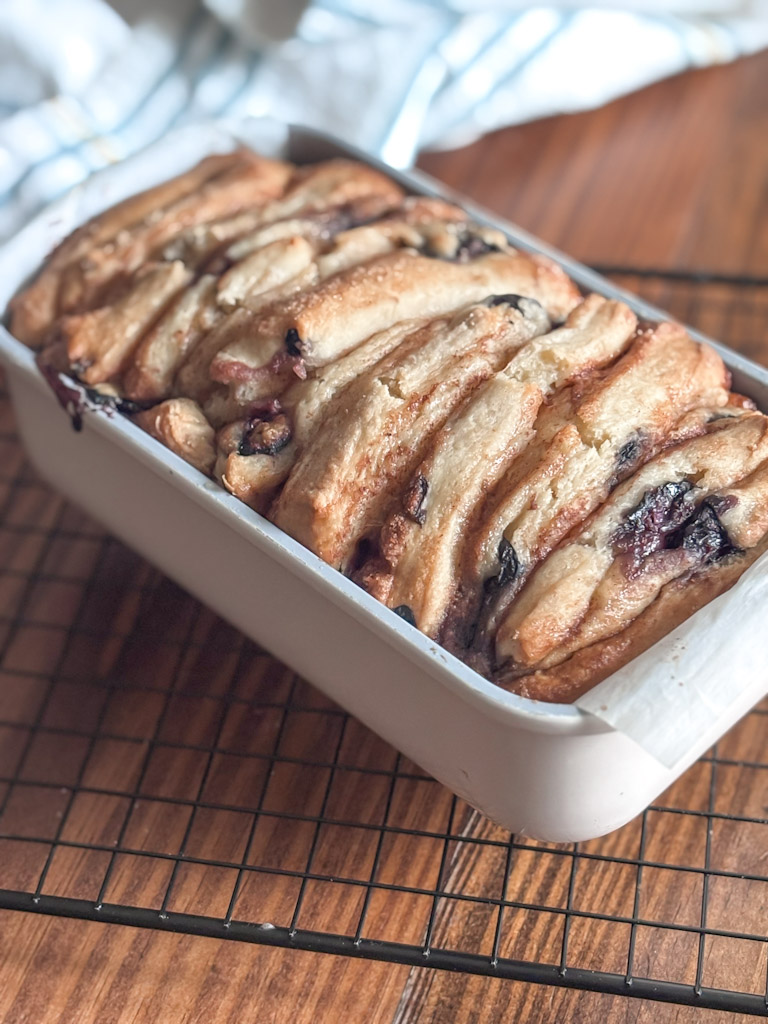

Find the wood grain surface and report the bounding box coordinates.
[2,48,768,1024]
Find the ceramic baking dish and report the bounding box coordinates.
[2,118,767,842]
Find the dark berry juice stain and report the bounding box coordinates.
[85,389,151,415]
[616,436,642,475]
[614,480,694,564]
[483,293,527,311]
[393,605,417,627]
[614,481,739,572]
[404,474,428,525]
[285,328,303,357]
[454,232,502,262]
[238,412,292,456]
[36,358,153,431]
[485,536,521,591]
[422,230,500,263]
[679,496,739,563]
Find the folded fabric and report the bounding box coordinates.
[1,0,767,241]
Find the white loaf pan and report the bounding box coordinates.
[2,118,767,842]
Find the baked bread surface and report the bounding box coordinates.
[12,150,768,704]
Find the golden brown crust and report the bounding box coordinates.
[454,320,735,655]
[157,158,403,276]
[504,537,768,703]
[122,273,220,402]
[265,159,404,223]
[273,298,552,569]
[221,446,296,514]
[208,249,581,394]
[61,261,193,385]
[8,151,253,347]
[493,415,768,678]
[217,236,318,312]
[473,322,731,582]
[363,295,639,637]
[283,318,427,448]
[13,149,768,707]
[58,152,292,317]
[168,212,478,413]
[134,398,216,476]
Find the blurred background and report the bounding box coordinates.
[1,0,767,240]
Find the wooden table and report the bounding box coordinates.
[2,49,768,1024]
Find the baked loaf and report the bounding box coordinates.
[11,149,768,703]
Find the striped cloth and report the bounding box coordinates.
[1,0,767,242]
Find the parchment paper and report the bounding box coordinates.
[576,551,768,767]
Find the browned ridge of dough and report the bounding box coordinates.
[457,319,734,655]
[134,398,216,477]
[493,415,768,700]
[57,152,293,317]
[12,148,768,705]
[8,151,252,347]
[272,298,552,570]
[361,295,639,638]
[208,249,581,395]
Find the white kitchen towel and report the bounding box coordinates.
[1,0,767,241]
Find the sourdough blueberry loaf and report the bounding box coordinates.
[11,149,768,703]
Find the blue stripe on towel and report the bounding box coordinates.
[434,12,570,141]
[0,4,209,209]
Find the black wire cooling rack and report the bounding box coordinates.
[1,269,768,1017]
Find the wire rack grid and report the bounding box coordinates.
[1,269,768,1017]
